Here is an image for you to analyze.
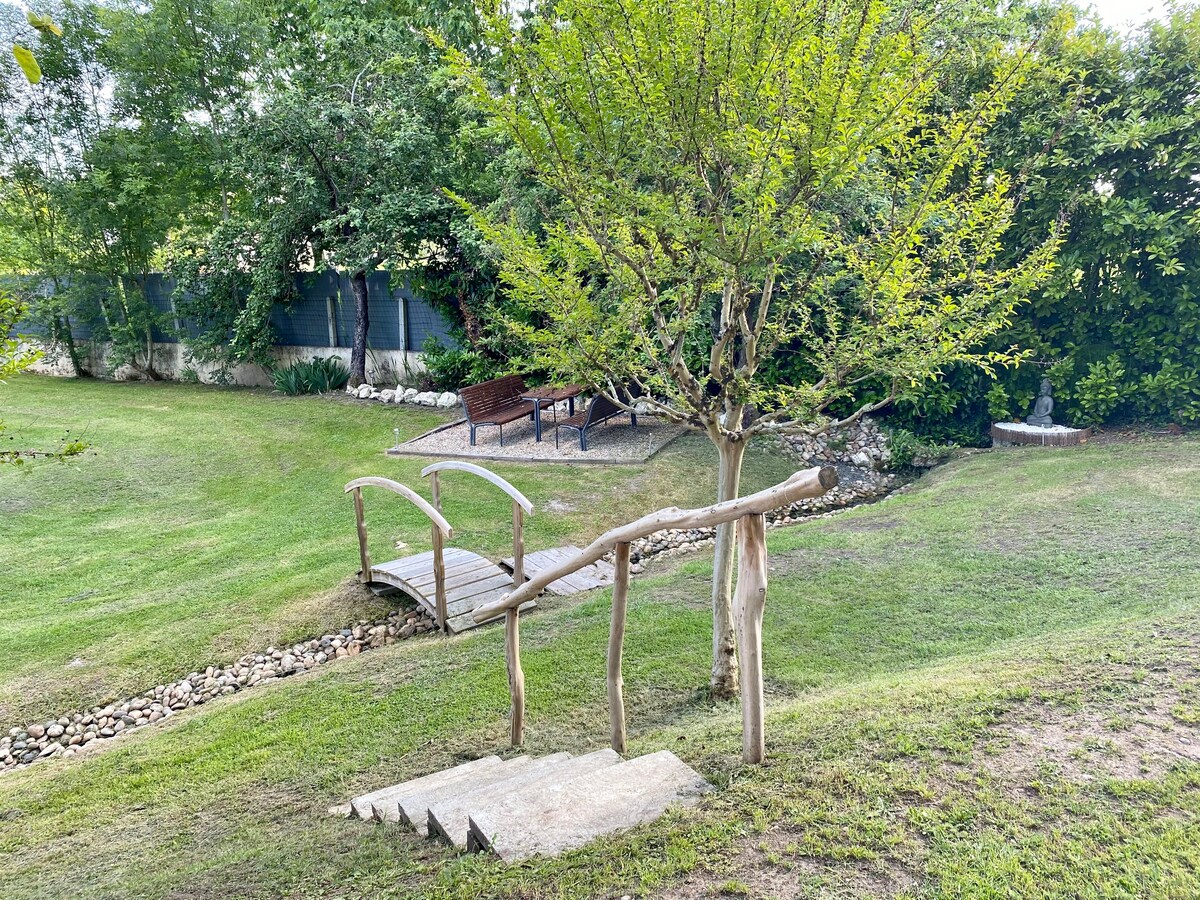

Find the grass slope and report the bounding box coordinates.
[0,376,793,723]
[0,394,1194,898]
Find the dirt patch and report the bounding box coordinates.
[658,827,920,899]
[982,655,1200,789]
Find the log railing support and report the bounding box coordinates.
[608,542,631,753]
[432,519,448,632]
[352,487,371,582]
[506,607,525,746]
[734,512,768,764]
[509,502,527,745]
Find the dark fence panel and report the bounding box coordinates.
[8,269,454,353]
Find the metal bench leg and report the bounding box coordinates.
[630,412,637,427]
[470,424,477,446]
[580,429,588,451]
[499,424,504,447]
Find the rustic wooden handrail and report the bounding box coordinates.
[344,476,455,631]
[473,466,836,622]
[421,461,534,741]
[420,461,534,514]
[343,477,454,537]
[475,465,837,758]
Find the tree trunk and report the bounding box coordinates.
[52,314,85,377]
[710,435,747,700]
[349,270,370,387]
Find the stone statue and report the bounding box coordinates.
[1026,378,1054,427]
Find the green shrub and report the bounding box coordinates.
[886,428,957,470]
[420,335,499,391]
[271,356,350,395]
[1074,355,1125,426]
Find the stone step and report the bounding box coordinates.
[348,755,502,821]
[430,750,619,850]
[395,755,536,835]
[468,750,711,863]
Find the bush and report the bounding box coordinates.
[272,356,350,395]
[886,428,957,470]
[420,335,500,391]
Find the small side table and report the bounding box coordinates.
[520,385,583,442]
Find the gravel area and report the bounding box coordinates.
[393,409,686,464]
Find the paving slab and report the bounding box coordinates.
[469,750,711,863]
[395,755,535,835]
[349,755,501,821]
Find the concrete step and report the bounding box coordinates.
[348,755,501,821]
[459,750,624,852]
[430,750,619,850]
[426,751,573,849]
[395,755,536,835]
[468,750,711,862]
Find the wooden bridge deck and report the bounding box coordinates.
[369,548,536,634]
[500,546,615,596]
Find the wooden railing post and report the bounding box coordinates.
[734,512,768,764]
[352,487,371,582]
[430,470,441,512]
[506,607,525,746]
[512,502,525,586]
[432,521,448,632]
[608,542,631,754]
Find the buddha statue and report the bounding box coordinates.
[1026,378,1054,427]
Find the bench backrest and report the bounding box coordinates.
[583,392,623,425]
[459,374,528,419]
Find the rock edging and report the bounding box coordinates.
[347,384,460,409]
[1,606,436,775]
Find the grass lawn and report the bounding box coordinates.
[0,375,794,724]
[1,376,1199,899]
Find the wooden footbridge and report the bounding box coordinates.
[345,462,609,634]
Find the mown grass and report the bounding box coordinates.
[0,375,793,724]
[1,377,1198,899]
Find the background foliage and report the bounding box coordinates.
[0,0,1197,435]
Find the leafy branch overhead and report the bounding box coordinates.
[449,0,1059,441]
[11,9,62,84]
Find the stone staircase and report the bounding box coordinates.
[346,749,711,862]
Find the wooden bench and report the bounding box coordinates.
[459,375,551,446]
[554,392,637,451]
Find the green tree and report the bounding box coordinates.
[988,6,1200,425]
[450,0,1056,697]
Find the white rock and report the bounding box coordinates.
[401,387,419,402]
[355,385,373,399]
[413,391,439,406]
[851,451,873,468]
[379,389,396,403]
[435,391,459,409]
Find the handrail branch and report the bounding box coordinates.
[473,465,837,623]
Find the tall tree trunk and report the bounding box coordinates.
[349,270,370,387]
[52,314,85,377]
[710,434,747,700]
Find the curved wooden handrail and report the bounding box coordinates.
[420,461,534,514]
[472,465,837,623]
[343,476,453,538]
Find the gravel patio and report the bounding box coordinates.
[388,410,686,464]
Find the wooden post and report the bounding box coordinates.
[432,521,447,632]
[430,470,441,512]
[352,487,371,582]
[734,512,768,764]
[608,542,631,754]
[512,503,525,586]
[506,607,525,746]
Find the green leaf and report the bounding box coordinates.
[12,45,41,84]
[25,10,63,36]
